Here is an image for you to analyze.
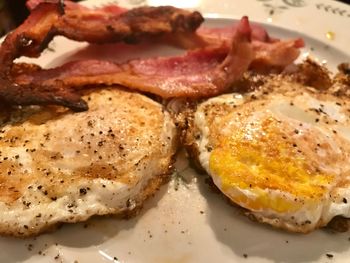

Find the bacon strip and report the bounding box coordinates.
[0,2,203,70]
[13,17,253,101]
[181,23,305,70]
[0,2,204,110]
[201,28,303,70]
[0,1,302,110]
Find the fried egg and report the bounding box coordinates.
[0,87,177,237]
[190,78,350,233]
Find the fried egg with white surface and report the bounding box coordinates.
[188,76,350,233]
[0,87,177,237]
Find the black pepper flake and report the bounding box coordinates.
[326,253,334,259]
[113,257,118,262]
[80,188,87,195]
[27,244,33,251]
[243,254,248,258]
[343,198,347,204]
[87,120,94,127]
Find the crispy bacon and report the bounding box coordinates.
[0,3,62,71]
[0,2,205,110]
[0,73,87,111]
[0,1,303,110]
[13,17,253,101]
[0,2,203,70]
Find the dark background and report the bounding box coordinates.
[0,0,83,36]
[0,0,349,36]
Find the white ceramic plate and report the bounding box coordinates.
[1,0,350,263]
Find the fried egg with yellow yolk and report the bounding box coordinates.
[191,78,350,233]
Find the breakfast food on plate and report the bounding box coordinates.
[0,0,313,237]
[185,62,350,233]
[0,87,177,237]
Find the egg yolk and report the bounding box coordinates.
[209,117,334,213]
